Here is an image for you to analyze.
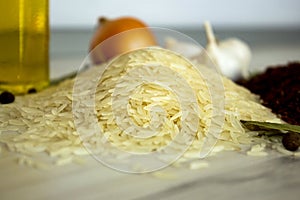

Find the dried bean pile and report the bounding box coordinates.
[238,62,300,125]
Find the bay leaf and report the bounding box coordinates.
[240,120,300,134]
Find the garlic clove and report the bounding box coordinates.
[218,38,252,78]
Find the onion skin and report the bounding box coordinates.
[89,17,157,64]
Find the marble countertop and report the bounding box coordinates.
[1,149,299,200]
[1,28,300,200]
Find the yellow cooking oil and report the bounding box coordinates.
[0,0,49,94]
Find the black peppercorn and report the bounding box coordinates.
[0,91,15,104]
[28,88,37,94]
[282,132,300,151]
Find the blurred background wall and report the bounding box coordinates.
[50,0,300,29]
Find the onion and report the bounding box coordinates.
[89,16,157,64]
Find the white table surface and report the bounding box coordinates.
[1,28,300,200]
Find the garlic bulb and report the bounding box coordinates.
[200,21,252,80]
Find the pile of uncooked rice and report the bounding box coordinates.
[0,47,283,169]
